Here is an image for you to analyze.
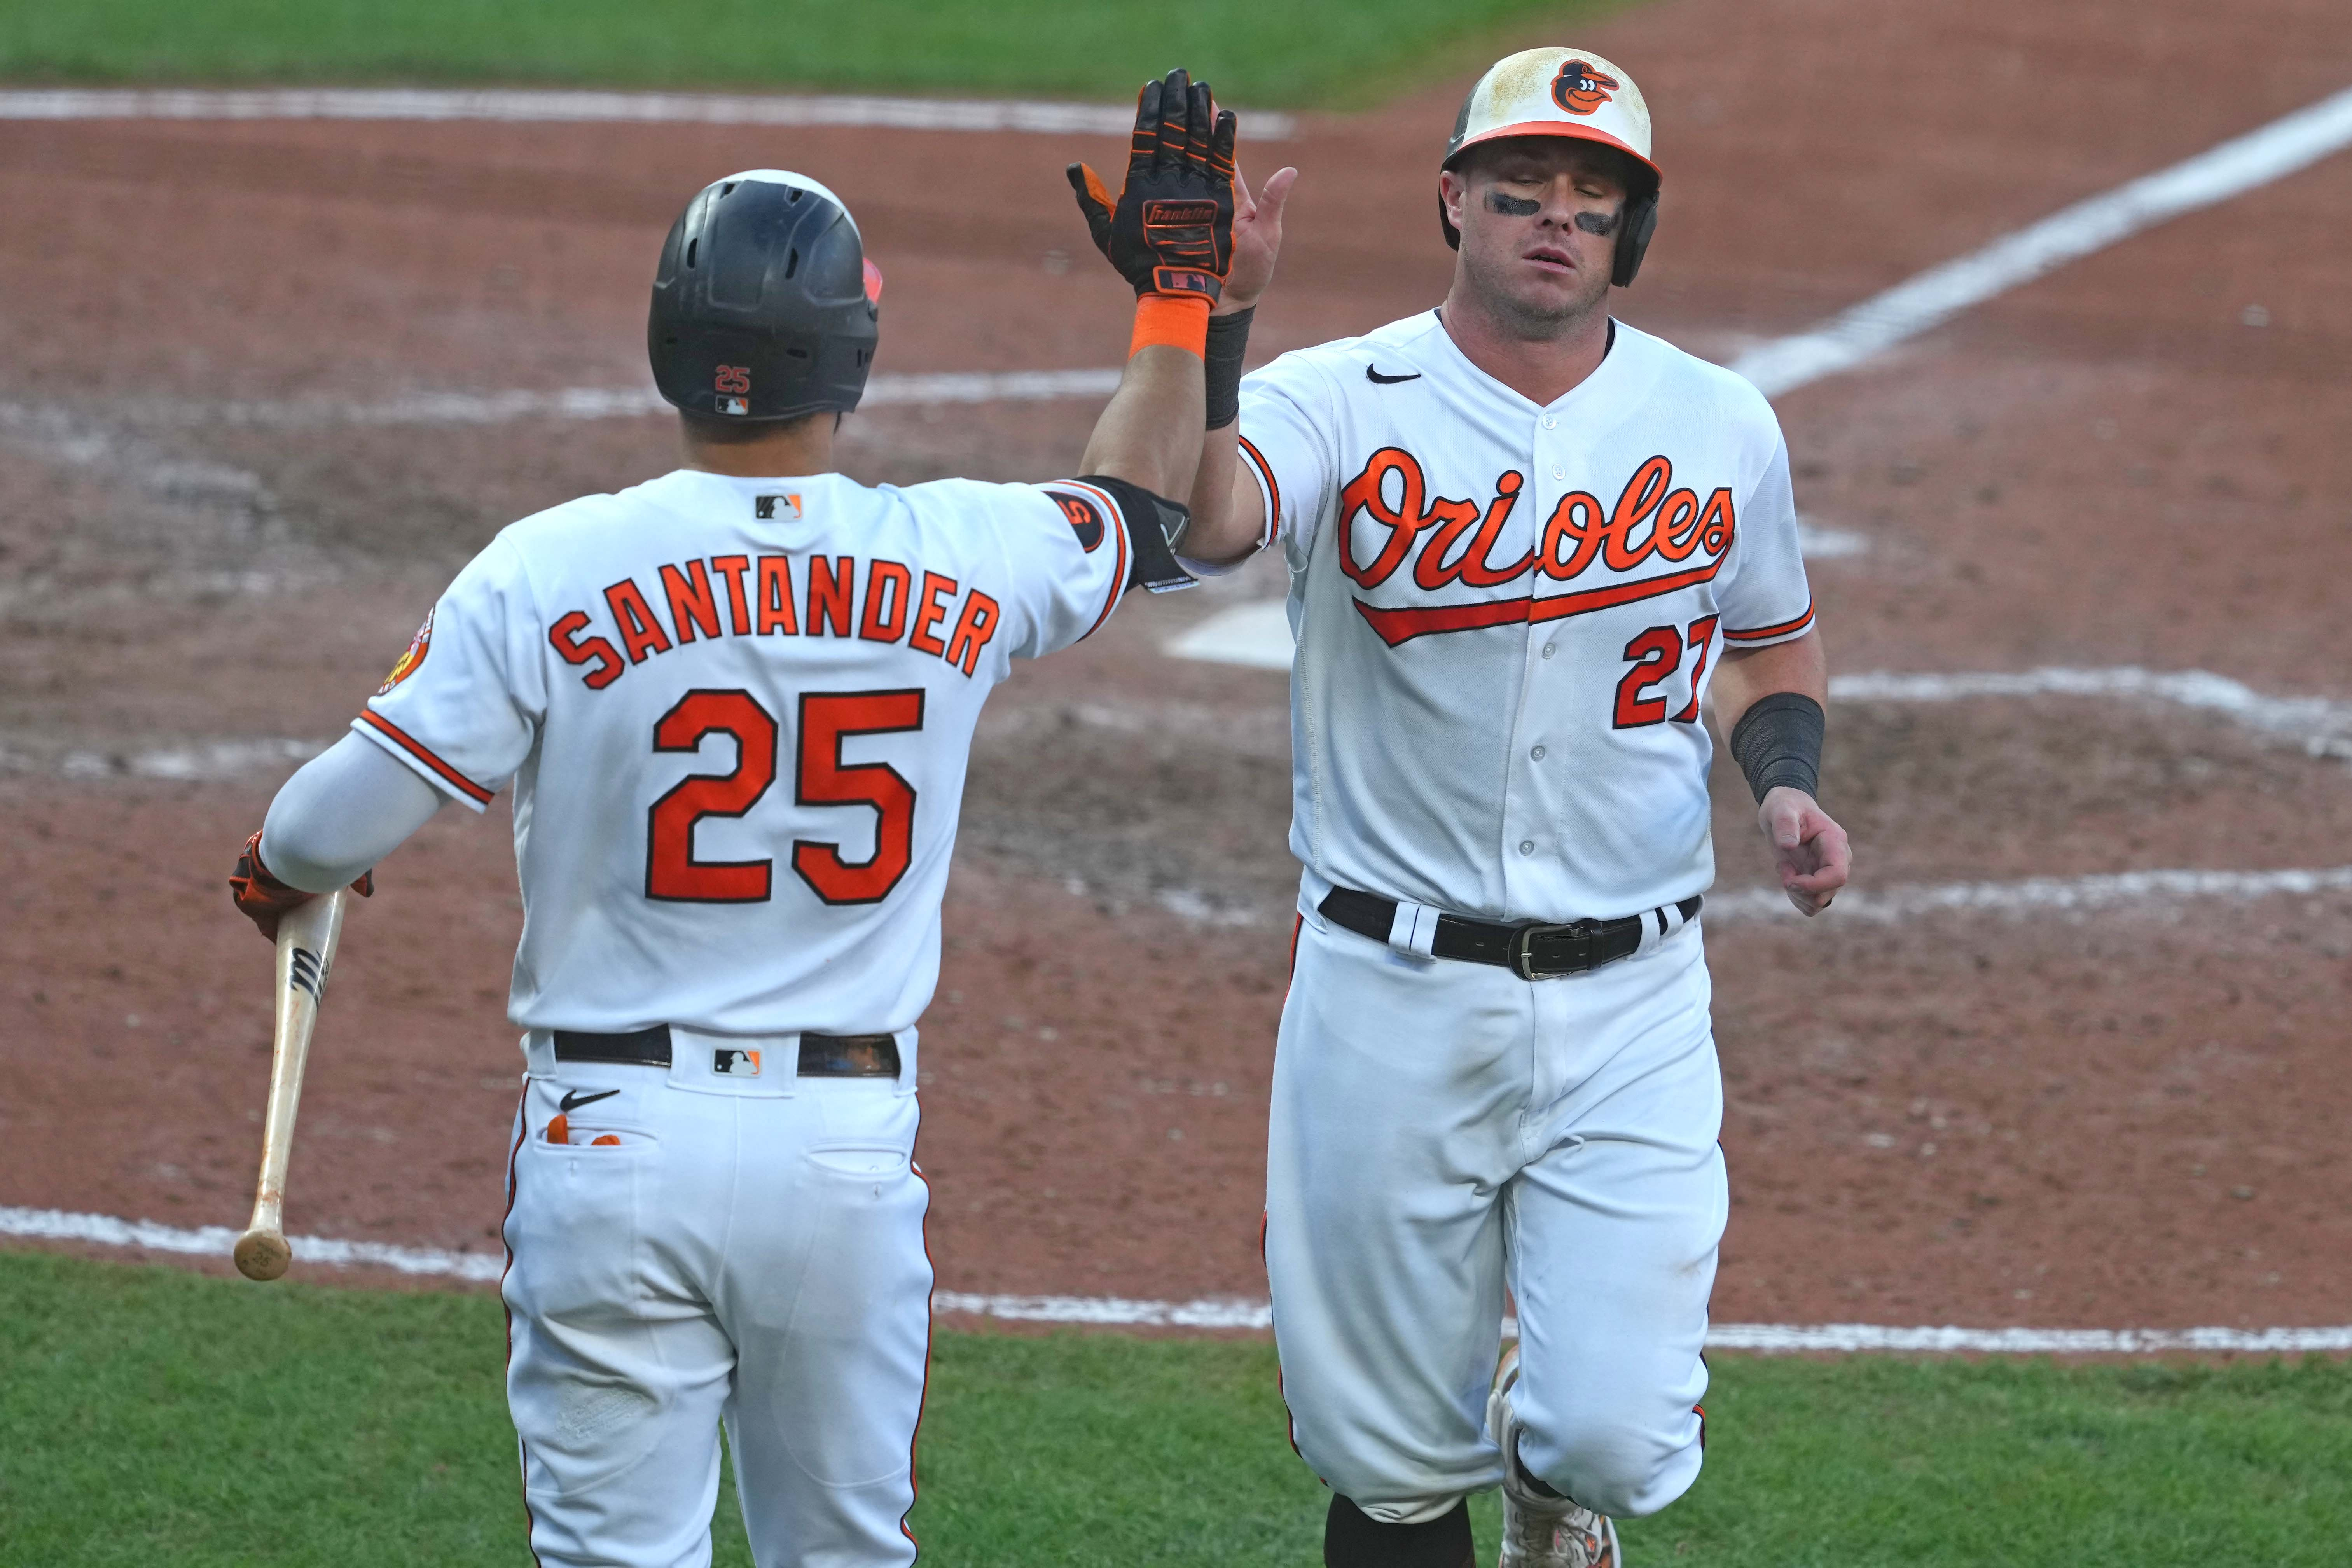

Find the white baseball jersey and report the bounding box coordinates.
[1236,312,1814,921]
[353,466,1134,1035]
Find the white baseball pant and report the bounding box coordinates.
[1265,907,1725,1524]
[500,1030,931,1567]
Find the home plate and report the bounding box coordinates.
[1166,599,1293,670]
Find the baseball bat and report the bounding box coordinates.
[232,888,349,1281]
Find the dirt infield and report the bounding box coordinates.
[5,0,2350,1331]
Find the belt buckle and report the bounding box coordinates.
[1510,919,1598,980]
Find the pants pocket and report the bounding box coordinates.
[506,1130,655,1321]
[805,1145,910,1179]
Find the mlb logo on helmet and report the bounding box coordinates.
[714,363,752,417]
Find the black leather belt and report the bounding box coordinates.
[1317,886,1702,981]
[552,1025,900,1079]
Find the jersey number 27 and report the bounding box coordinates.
[647,687,924,906]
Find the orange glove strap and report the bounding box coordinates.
[1129,294,1211,359]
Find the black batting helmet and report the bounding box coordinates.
[648,169,882,421]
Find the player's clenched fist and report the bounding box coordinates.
[228,829,372,942]
[1067,67,1236,301]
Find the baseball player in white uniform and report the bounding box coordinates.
[1176,48,1853,1568]
[227,71,1243,1568]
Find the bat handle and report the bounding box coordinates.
[233,888,349,1283]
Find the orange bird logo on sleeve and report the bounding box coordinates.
[375,608,434,695]
[1551,60,1620,115]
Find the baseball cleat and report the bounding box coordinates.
[1488,1343,1621,1568]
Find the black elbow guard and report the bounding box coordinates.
[1073,474,1198,594]
[1728,692,1824,804]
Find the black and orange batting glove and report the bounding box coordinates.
[1067,67,1237,304]
[229,829,373,943]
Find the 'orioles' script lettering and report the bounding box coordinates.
[546,554,1001,689]
[1337,449,1736,647]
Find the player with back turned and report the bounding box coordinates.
[226,72,1236,1568]
[1166,47,1854,1568]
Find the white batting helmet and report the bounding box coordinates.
[1439,47,1661,285]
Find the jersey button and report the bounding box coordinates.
[1541,643,1556,659]
[1542,416,1558,430]
[1518,840,1535,856]
[1531,745,1546,760]
[1551,465,1566,480]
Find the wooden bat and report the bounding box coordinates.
[232,888,349,1282]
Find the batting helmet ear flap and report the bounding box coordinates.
[1611,187,1659,287]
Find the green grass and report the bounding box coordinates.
[4,1250,2350,1565]
[0,0,1621,108]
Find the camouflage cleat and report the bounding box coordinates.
[1487,1343,1622,1568]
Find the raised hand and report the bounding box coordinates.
[1217,157,1299,313]
[1067,68,1237,301]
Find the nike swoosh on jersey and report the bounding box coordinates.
[559,1087,622,1113]
[1365,366,1422,384]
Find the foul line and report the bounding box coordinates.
[1831,666,2352,751]
[16,80,2345,435]
[6,1206,2344,1353]
[2,1205,506,1283]
[1730,82,2352,396]
[4,369,1131,435]
[1705,865,2352,924]
[0,86,1295,140]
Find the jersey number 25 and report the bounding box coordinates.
[646,687,924,905]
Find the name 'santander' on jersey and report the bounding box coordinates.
[352,469,1139,1035]
[1237,311,1816,922]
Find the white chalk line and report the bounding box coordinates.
[3,1205,508,1284]
[0,369,1131,437]
[7,1206,2343,1353]
[0,735,327,781]
[1832,667,2352,752]
[16,77,2343,438]
[0,86,1295,141]
[1159,627,2352,753]
[1705,865,2352,925]
[14,665,2351,784]
[1730,81,2352,397]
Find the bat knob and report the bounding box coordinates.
[234,1229,292,1281]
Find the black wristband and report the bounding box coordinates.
[1204,307,1253,430]
[1728,692,1824,804]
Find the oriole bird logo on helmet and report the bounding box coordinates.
[1551,59,1620,115]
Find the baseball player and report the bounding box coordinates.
[1171,47,1852,1568]
[225,72,1237,1567]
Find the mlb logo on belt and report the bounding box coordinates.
[713,1049,762,1077]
